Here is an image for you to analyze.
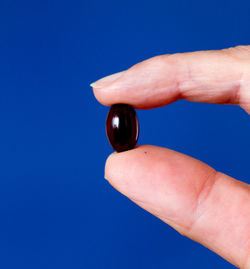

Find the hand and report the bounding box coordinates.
[91,45,250,268]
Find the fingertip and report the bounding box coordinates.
[90,71,125,89]
[104,145,154,181]
[91,54,180,108]
[104,151,118,180]
[92,86,112,107]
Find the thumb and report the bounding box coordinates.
[105,145,250,269]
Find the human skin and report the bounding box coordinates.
[91,45,250,268]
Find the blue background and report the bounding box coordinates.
[0,0,249,268]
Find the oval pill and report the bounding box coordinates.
[106,104,139,152]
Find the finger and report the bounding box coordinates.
[105,145,250,268]
[91,46,250,114]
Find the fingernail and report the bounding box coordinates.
[90,71,125,89]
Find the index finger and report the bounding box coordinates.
[91,46,250,114]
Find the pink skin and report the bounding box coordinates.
[91,45,250,268]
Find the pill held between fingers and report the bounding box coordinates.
[106,104,139,152]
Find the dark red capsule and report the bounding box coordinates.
[106,104,139,152]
